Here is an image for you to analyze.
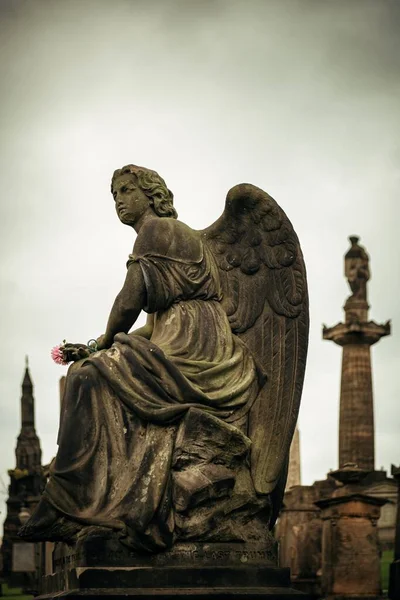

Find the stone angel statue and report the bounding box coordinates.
[20,165,309,553]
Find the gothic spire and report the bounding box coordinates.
[16,359,42,471]
[21,358,34,428]
[22,356,33,392]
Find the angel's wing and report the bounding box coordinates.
[201,184,309,498]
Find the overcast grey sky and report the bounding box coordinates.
[0,0,399,527]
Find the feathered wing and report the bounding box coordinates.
[201,184,309,499]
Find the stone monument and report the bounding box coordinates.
[1,359,45,591]
[18,165,310,598]
[389,465,400,600]
[316,492,386,599]
[286,427,301,491]
[277,236,395,599]
[316,466,387,600]
[323,236,390,471]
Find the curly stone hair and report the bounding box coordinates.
[111,164,177,219]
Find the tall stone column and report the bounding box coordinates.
[323,236,390,471]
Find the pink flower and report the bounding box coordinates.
[51,345,68,365]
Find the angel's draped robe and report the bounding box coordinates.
[45,219,260,551]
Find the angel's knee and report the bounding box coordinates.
[68,363,98,391]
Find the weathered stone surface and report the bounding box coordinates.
[286,427,301,491]
[173,466,235,512]
[36,534,305,599]
[33,527,304,600]
[52,534,277,570]
[276,478,337,597]
[172,408,250,512]
[12,542,36,572]
[316,493,386,599]
[389,465,400,600]
[173,408,251,471]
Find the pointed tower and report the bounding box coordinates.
[1,360,45,578]
[286,427,301,490]
[15,357,42,472]
[323,236,390,471]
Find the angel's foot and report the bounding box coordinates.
[18,497,58,539]
[18,497,80,542]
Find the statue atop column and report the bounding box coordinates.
[345,235,370,302]
[323,236,390,472]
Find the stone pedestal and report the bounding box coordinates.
[389,465,400,600]
[35,530,309,599]
[276,484,331,598]
[316,493,386,599]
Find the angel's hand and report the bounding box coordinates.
[62,343,91,363]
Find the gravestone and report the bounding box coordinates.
[12,543,35,573]
[316,493,386,599]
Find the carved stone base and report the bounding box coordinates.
[290,578,320,599]
[37,567,308,599]
[35,534,308,599]
[389,558,400,600]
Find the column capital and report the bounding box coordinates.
[323,319,391,347]
[315,492,387,515]
[391,465,400,481]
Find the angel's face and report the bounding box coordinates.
[112,173,149,226]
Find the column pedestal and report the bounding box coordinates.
[316,493,386,599]
[389,465,400,600]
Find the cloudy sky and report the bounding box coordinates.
[0,0,399,527]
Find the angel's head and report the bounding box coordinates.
[111,165,177,227]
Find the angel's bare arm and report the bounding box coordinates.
[130,313,154,339]
[98,263,146,349]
